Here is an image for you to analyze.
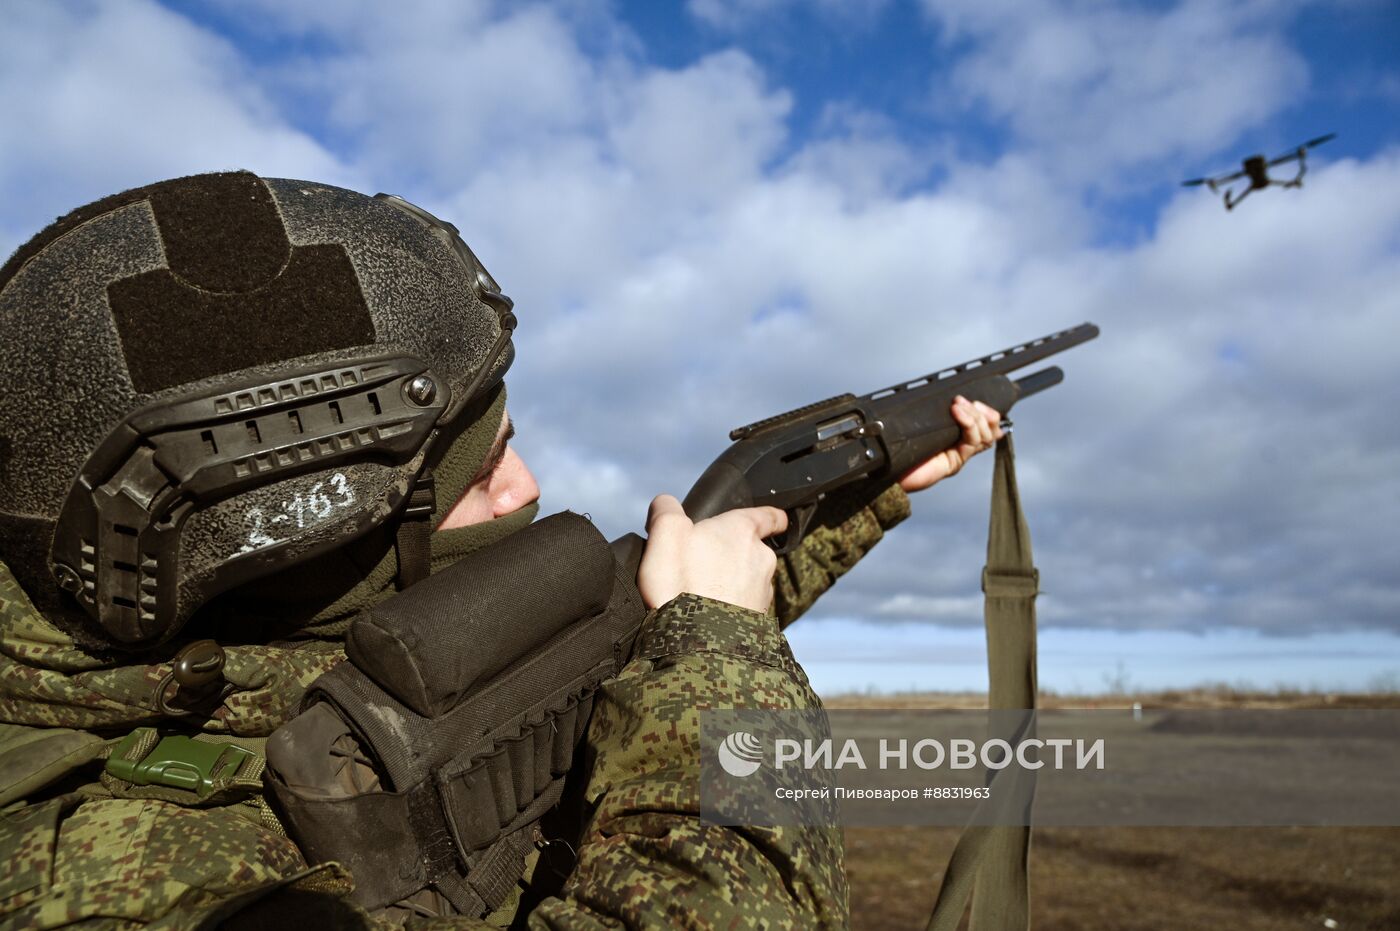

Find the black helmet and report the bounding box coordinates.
[0,171,515,648]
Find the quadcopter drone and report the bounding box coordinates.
[1183,133,1337,210]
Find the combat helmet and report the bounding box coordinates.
[0,171,516,649]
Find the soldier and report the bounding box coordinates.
[0,172,1001,928]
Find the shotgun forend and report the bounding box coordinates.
[681,323,1099,552]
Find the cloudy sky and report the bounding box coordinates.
[4,0,1397,693]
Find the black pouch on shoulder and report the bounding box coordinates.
[264,511,645,918]
[346,511,618,718]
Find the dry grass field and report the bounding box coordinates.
[827,690,1400,930]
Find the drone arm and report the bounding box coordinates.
[1283,152,1308,189]
[1224,185,1252,211]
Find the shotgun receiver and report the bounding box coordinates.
[681,322,1099,552]
[611,323,1098,569]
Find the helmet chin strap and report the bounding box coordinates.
[394,471,436,589]
[393,382,513,591]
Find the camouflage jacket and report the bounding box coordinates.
[0,485,910,929]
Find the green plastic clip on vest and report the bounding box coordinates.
[106,727,258,796]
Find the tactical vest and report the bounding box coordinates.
[264,511,645,917]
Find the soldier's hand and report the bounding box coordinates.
[638,495,788,612]
[898,395,1003,493]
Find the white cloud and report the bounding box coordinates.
[295,4,603,188]
[918,0,1312,182]
[687,0,893,31]
[0,0,348,254]
[785,105,933,206]
[873,592,985,619]
[604,51,792,207]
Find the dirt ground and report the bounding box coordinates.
[828,690,1400,930]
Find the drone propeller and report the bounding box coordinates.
[1182,168,1245,187]
[1268,132,1337,166]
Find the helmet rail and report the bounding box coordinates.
[52,353,449,644]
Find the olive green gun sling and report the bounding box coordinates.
[927,434,1040,931]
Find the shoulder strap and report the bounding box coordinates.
[927,433,1039,931]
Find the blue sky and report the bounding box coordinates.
[3,0,1398,693]
[620,1,1400,204]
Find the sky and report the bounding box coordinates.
[2,0,1398,694]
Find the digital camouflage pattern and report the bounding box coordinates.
[774,481,912,629]
[530,593,847,929]
[0,484,909,929]
[0,566,345,738]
